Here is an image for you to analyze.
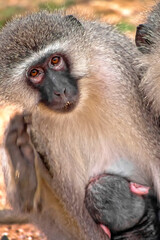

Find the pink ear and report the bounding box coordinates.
[130,182,150,196]
[100,224,111,239]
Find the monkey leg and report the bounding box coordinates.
[4,114,38,212]
[85,174,160,239]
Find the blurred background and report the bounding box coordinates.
[0,0,154,37]
[0,0,155,239]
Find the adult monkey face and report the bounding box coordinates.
[26,53,79,112]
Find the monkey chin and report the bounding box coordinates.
[41,94,79,113]
[40,99,78,113]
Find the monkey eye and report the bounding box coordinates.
[28,68,44,84]
[49,55,66,71]
[51,56,60,65]
[30,69,39,77]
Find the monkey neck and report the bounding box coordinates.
[31,83,151,186]
[31,99,113,240]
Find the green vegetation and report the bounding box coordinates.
[39,2,62,11]
[116,21,136,33]
[0,3,136,33]
[39,0,75,10]
[0,1,75,29]
[0,6,26,28]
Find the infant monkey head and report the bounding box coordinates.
[85,174,160,240]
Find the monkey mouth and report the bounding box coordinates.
[40,91,79,113]
[42,97,78,113]
[47,101,76,112]
[62,101,76,112]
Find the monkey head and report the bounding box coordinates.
[0,13,89,113]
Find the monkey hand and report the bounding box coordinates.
[4,114,38,213]
[130,182,150,195]
[85,174,157,239]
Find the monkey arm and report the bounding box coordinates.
[0,209,28,224]
[1,114,42,214]
[2,114,91,240]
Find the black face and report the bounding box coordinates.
[85,174,160,240]
[26,54,79,112]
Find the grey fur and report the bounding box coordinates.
[136,3,160,116]
[1,11,160,240]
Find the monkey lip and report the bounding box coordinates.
[62,101,76,112]
[42,99,77,112]
[54,101,76,112]
[41,93,79,113]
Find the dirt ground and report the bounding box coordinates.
[0,0,155,239]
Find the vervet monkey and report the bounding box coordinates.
[1,11,160,240]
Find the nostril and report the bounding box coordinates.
[54,91,61,97]
[54,88,67,97]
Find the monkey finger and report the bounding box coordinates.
[100,224,111,239]
[23,113,32,125]
[8,115,25,136]
[20,144,35,163]
[5,131,18,146]
[16,132,29,146]
[130,182,150,195]
[7,144,25,170]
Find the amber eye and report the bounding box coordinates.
[51,56,60,65]
[30,69,39,77]
[28,67,44,84]
[49,55,66,71]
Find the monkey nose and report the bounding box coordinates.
[53,88,67,99]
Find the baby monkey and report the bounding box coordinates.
[85,174,160,239]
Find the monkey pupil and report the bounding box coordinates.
[52,56,60,65]
[31,69,38,77]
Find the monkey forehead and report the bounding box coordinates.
[11,41,88,79]
[0,11,88,73]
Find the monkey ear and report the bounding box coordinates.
[135,24,154,54]
[64,15,83,29]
